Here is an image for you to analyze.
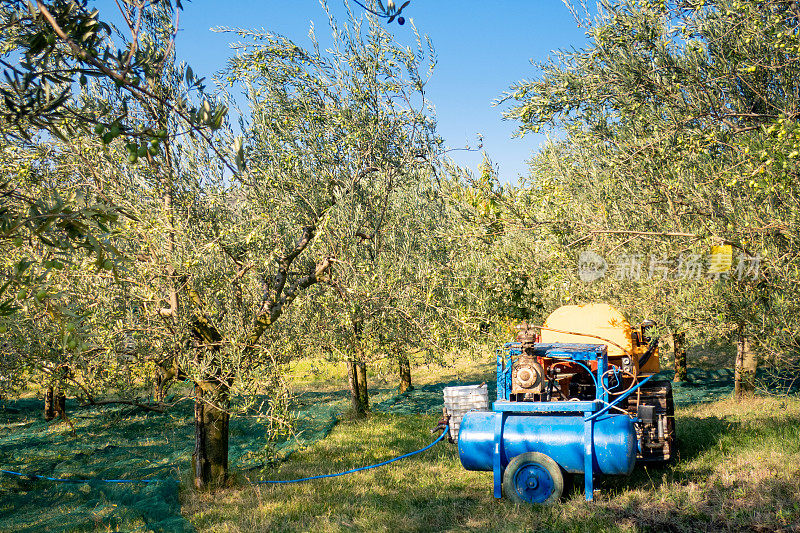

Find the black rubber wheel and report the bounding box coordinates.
[502,452,564,505]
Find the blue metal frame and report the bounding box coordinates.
[496,342,520,401]
[583,407,595,500]
[493,400,601,413]
[492,343,610,501]
[496,343,609,403]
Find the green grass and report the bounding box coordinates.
[182,375,800,532]
[602,397,800,532]
[3,352,799,532]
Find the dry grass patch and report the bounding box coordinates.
[287,351,496,395]
[602,396,800,532]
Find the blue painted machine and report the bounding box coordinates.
[457,322,674,504]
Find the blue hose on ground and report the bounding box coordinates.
[1,427,450,486]
[256,426,449,484]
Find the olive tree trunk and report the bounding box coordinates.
[188,302,228,490]
[44,386,55,420]
[55,389,66,418]
[347,360,369,417]
[153,370,166,403]
[356,362,368,411]
[44,385,66,420]
[735,328,757,399]
[673,332,687,382]
[398,354,413,393]
[192,379,229,490]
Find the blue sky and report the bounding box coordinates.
[174,1,593,183]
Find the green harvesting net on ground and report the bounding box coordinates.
[0,392,344,533]
[2,366,795,531]
[0,399,193,532]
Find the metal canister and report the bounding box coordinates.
[458,410,637,475]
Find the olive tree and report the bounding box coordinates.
[499,0,800,395]
[165,3,440,487]
[1,0,433,489]
[0,0,231,318]
[287,165,468,415]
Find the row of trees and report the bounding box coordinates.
[482,0,800,395]
[1,0,488,488]
[3,0,798,491]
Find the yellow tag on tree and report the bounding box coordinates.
[708,245,733,273]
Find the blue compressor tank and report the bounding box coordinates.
[458,410,637,475]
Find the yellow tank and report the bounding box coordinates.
[540,303,659,374]
[508,303,672,463]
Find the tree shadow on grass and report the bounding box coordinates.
[597,473,800,533]
[596,411,800,532]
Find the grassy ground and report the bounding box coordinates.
[2,351,798,532]
[182,355,800,533]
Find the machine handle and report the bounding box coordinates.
[638,336,660,368]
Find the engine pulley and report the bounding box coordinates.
[512,358,544,394]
